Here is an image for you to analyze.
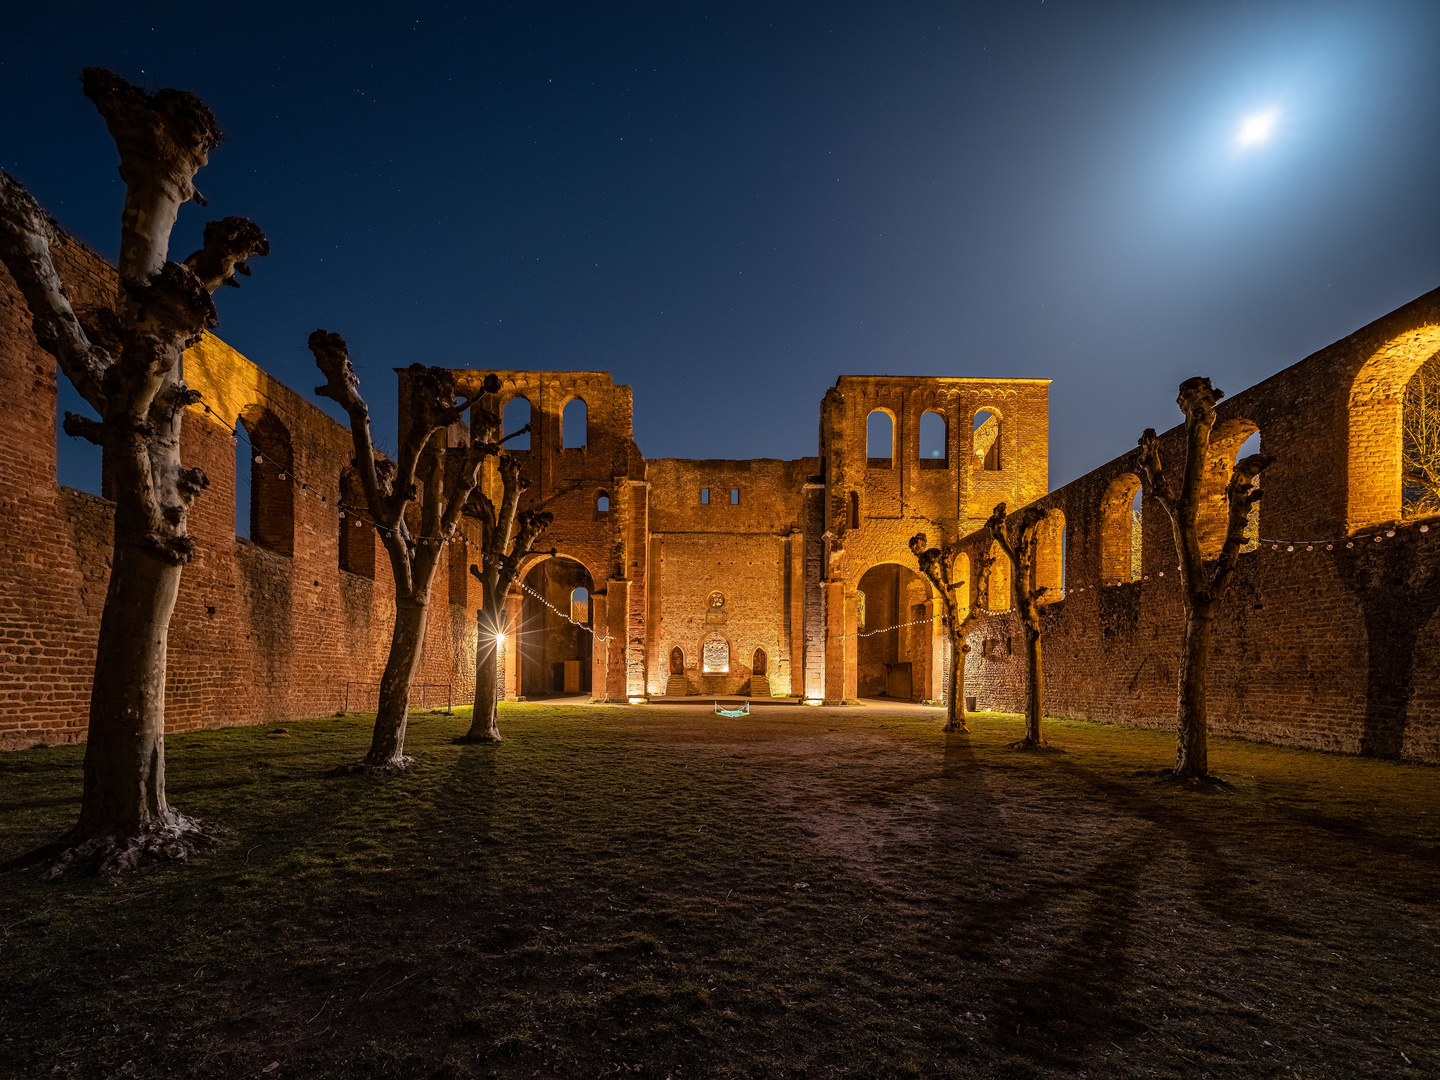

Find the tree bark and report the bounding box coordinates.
[466,613,505,743]
[365,592,430,769]
[0,72,267,873]
[1136,377,1271,784]
[1024,627,1044,747]
[1174,604,1214,779]
[945,635,966,733]
[66,539,211,871]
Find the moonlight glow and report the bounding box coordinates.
[1236,107,1280,148]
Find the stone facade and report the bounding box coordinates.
[5,230,1434,762]
[956,287,1440,763]
[0,235,1046,746]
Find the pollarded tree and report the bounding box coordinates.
[458,452,553,744]
[309,331,508,771]
[909,532,994,733]
[1136,377,1271,783]
[985,502,1063,750]
[0,71,268,873]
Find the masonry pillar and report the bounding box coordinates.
[502,591,522,700]
[926,598,945,703]
[589,590,608,703]
[823,580,850,705]
[603,579,630,701]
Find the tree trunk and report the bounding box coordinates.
[365,592,430,769]
[466,635,502,743]
[943,635,968,733]
[77,541,179,834]
[58,537,212,873]
[1173,603,1214,779]
[1024,627,1044,746]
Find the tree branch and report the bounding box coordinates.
[62,412,104,446]
[0,172,112,411]
[82,68,221,282]
[183,217,270,293]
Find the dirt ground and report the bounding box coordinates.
[1,703,1438,1078]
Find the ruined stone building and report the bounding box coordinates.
[2,232,1437,761]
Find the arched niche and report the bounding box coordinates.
[1347,324,1440,529]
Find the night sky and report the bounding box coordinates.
[6,1,1440,494]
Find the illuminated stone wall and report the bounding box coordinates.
[958,288,1440,763]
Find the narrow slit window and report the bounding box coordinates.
[701,488,710,505]
[730,488,739,505]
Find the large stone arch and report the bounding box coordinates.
[1347,324,1440,530]
[852,558,939,703]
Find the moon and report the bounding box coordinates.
[1236,107,1280,148]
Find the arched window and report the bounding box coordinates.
[562,398,587,448]
[867,409,894,467]
[1100,473,1142,585]
[339,468,375,579]
[918,410,948,468]
[55,371,103,496]
[1348,327,1440,529]
[596,490,610,514]
[1403,353,1440,518]
[984,539,1011,611]
[503,397,531,450]
[1034,510,1066,599]
[570,586,590,623]
[973,411,1001,471]
[1236,430,1262,551]
[236,407,295,557]
[1200,419,1260,559]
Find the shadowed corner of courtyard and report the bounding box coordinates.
[0,707,1438,1079]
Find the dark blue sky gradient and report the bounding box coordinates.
[6,1,1439,493]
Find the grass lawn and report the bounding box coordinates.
[1,704,1438,1079]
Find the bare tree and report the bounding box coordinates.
[310,332,505,771]
[1136,377,1271,783]
[0,71,268,873]
[457,454,553,744]
[909,532,993,733]
[985,502,1062,750]
[1403,353,1440,518]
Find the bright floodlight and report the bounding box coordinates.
[1236,108,1279,148]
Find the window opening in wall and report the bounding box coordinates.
[867,409,894,467]
[235,415,254,539]
[973,411,1001,470]
[597,491,610,513]
[562,398,587,448]
[1236,430,1263,550]
[848,490,860,530]
[918,410,947,467]
[730,488,739,505]
[701,488,710,504]
[55,373,103,496]
[339,468,375,579]
[503,397,531,449]
[570,586,590,623]
[236,407,295,557]
[1130,486,1143,581]
[1403,353,1440,517]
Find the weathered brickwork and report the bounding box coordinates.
[11,225,1429,761]
[0,237,483,748]
[958,288,1440,762]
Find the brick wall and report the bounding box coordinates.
[958,288,1440,762]
[0,237,482,748]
